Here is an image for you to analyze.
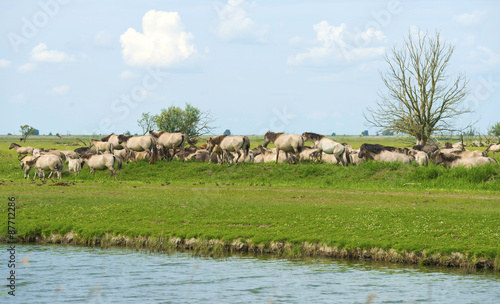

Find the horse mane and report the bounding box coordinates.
[100,133,115,142]
[412,145,424,151]
[439,152,460,162]
[26,156,40,166]
[208,135,228,145]
[360,143,397,154]
[149,130,164,138]
[302,132,324,141]
[19,155,27,161]
[9,143,20,148]
[264,131,283,142]
[118,134,132,142]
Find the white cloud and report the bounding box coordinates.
[120,10,197,67]
[0,59,11,68]
[215,0,267,42]
[287,21,386,66]
[454,10,486,25]
[119,70,138,79]
[31,43,75,62]
[17,62,37,72]
[48,85,69,95]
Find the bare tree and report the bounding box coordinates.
[365,30,470,145]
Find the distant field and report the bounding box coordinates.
[1,135,499,270]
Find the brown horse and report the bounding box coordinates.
[263,131,304,164]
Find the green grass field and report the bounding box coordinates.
[0,135,499,270]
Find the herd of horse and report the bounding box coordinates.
[8,131,500,182]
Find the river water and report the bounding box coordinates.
[1,244,499,303]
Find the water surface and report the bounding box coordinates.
[1,244,499,303]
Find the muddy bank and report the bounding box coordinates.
[2,232,498,271]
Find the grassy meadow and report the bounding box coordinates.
[0,135,499,269]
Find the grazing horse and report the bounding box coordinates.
[263,131,304,164]
[80,153,122,180]
[358,144,414,164]
[118,134,158,163]
[149,130,187,161]
[9,143,35,159]
[206,135,250,166]
[25,155,63,182]
[302,132,350,166]
[101,133,124,150]
[433,152,498,168]
[90,139,114,154]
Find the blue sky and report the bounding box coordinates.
[1,0,499,136]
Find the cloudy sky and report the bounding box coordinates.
[1,0,499,136]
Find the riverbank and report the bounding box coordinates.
[9,231,497,270]
[1,180,499,271]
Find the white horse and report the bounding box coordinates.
[9,143,35,159]
[358,144,414,164]
[66,158,84,175]
[90,139,114,154]
[302,132,349,166]
[25,155,63,182]
[118,134,158,163]
[101,133,124,150]
[263,131,304,164]
[433,152,498,168]
[80,153,122,180]
[207,135,250,166]
[19,155,37,178]
[149,130,187,161]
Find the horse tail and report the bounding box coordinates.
[341,146,350,166]
[150,137,158,163]
[297,136,305,154]
[114,155,123,170]
[243,136,250,157]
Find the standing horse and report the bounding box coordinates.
[302,132,350,166]
[9,143,35,159]
[101,133,124,150]
[149,130,187,161]
[206,135,250,166]
[80,153,122,180]
[118,134,158,163]
[25,155,63,182]
[263,131,304,164]
[89,139,114,154]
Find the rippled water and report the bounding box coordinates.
[1,244,499,303]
